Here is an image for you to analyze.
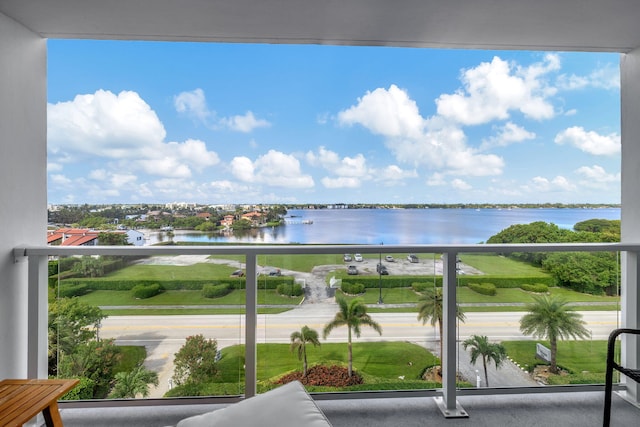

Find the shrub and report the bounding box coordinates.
[468,283,497,296]
[276,283,303,297]
[341,282,365,295]
[58,282,91,298]
[202,283,232,299]
[520,283,549,293]
[411,282,432,293]
[132,283,162,299]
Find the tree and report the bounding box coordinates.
[98,231,130,246]
[323,296,382,377]
[58,339,121,398]
[416,287,466,359]
[290,325,321,377]
[462,335,507,387]
[71,255,105,278]
[110,365,159,398]
[172,334,219,386]
[519,295,590,374]
[48,298,106,375]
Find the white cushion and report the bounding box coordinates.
[176,381,332,427]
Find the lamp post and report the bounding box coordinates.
[378,242,383,304]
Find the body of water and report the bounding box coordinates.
[146,207,620,245]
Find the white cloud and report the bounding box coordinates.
[48,90,221,182]
[575,165,620,188]
[231,150,314,188]
[338,84,425,139]
[451,179,472,190]
[529,175,576,192]
[221,111,270,133]
[47,162,63,172]
[50,174,72,186]
[175,88,270,132]
[480,122,536,150]
[174,88,211,121]
[436,55,558,125]
[554,126,620,155]
[426,173,446,186]
[376,165,418,182]
[321,177,361,188]
[88,169,108,180]
[557,63,620,91]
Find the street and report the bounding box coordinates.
[99,306,620,397]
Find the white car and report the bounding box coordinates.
[354,253,363,262]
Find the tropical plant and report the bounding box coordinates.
[110,365,159,398]
[462,335,507,387]
[519,294,590,374]
[416,287,466,358]
[172,334,219,386]
[290,325,321,377]
[323,296,382,377]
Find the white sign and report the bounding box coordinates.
[536,343,551,362]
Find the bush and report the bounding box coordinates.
[520,283,549,293]
[341,282,365,295]
[276,283,303,297]
[132,283,162,299]
[411,282,433,293]
[202,283,232,299]
[468,283,497,296]
[58,282,91,298]
[61,377,96,400]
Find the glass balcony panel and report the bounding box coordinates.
[455,250,622,389]
[50,253,244,399]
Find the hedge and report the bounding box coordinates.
[520,283,549,293]
[411,282,433,293]
[341,282,365,295]
[468,282,497,296]
[276,283,303,297]
[58,276,295,291]
[202,283,232,298]
[341,275,554,289]
[132,283,163,299]
[58,282,91,298]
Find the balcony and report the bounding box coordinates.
[15,242,640,425]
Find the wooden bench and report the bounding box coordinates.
[0,379,78,427]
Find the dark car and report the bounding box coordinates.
[347,265,358,275]
[230,269,245,277]
[407,254,419,263]
[268,269,282,276]
[376,263,389,275]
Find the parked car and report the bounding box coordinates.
[354,253,363,262]
[230,269,245,277]
[347,265,358,275]
[343,254,352,262]
[385,255,394,262]
[376,263,389,275]
[407,254,419,263]
[268,269,282,276]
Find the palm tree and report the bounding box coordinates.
[462,335,507,387]
[110,365,159,398]
[519,294,589,374]
[417,287,466,358]
[290,325,321,377]
[323,296,382,377]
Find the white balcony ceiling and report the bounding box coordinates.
[1,0,640,52]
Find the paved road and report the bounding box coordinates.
[100,307,619,397]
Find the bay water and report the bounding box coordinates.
[147,207,620,245]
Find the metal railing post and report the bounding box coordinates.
[27,253,48,379]
[435,251,468,418]
[244,253,257,397]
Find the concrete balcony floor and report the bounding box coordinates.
[60,391,639,427]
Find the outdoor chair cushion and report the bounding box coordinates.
[176,381,332,427]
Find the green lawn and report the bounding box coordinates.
[168,341,443,395]
[77,289,303,306]
[502,340,619,384]
[104,262,237,280]
[459,253,550,276]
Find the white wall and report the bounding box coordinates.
[0,12,47,379]
[620,48,640,402]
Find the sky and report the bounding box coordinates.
[47,41,621,205]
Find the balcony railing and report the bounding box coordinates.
[14,242,638,416]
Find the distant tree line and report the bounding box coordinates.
[487,219,620,295]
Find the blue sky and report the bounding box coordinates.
[47,41,621,205]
